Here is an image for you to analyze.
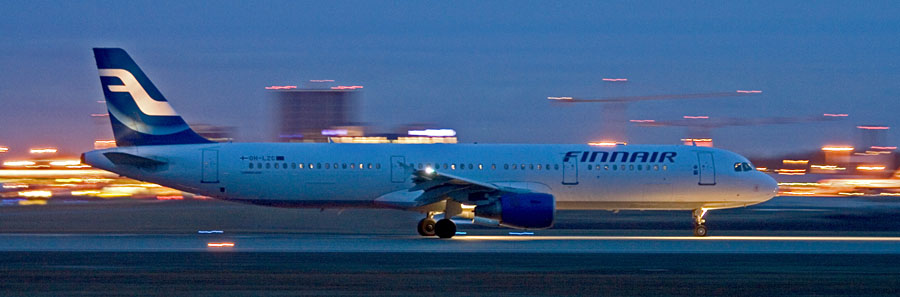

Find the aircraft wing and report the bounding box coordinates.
[375,165,532,210]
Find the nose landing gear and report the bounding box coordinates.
[692,208,708,237]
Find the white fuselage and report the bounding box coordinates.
[83,143,778,211]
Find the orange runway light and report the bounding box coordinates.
[811,165,846,171]
[156,195,184,200]
[782,160,809,165]
[207,242,235,247]
[870,146,897,150]
[588,141,626,146]
[265,85,297,90]
[49,160,81,167]
[629,120,655,123]
[547,96,573,100]
[682,116,709,119]
[330,85,363,90]
[3,161,36,167]
[29,148,57,154]
[775,169,806,175]
[0,146,8,153]
[857,165,886,171]
[822,146,853,152]
[857,126,889,130]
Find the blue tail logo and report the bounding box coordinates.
[93,48,211,146]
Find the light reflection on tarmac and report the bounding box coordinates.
[2,233,900,254]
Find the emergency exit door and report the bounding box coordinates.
[563,158,578,185]
[390,156,406,183]
[202,150,219,183]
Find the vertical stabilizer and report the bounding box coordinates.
[93,48,211,146]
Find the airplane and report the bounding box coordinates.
[81,48,778,238]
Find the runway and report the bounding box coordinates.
[2,196,900,295]
[2,233,900,254]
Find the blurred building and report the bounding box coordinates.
[270,84,360,142]
[191,124,237,143]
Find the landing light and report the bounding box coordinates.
[424,167,435,175]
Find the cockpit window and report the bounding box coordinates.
[734,162,754,172]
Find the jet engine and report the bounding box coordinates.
[473,192,555,229]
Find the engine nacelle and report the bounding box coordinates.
[474,192,555,229]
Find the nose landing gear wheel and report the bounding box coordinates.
[417,218,436,236]
[693,224,708,237]
[692,208,709,237]
[434,219,457,239]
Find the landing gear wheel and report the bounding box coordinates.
[434,219,457,239]
[417,218,436,236]
[692,208,709,237]
[693,224,708,237]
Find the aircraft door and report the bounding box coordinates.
[390,156,406,183]
[563,157,578,185]
[201,150,219,183]
[697,152,716,185]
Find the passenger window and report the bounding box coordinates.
[529,164,534,170]
[629,165,634,170]
[491,164,496,170]
[299,163,304,169]
[283,163,287,169]
[504,164,509,170]
[653,165,659,171]
[257,163,262,169]
[663,165,668,171]
[478,164,483,170]
[451,164,456,170]
[249,163,254,169]
[637,165,642,171]
[266,163,271,169]
[612,165,617,170]
[325,163,330,169]
[554,164,559,170]
[274,163,279,169]
[587,165,592,170]
[520,164,526,170]
[367,163,373,169]
[316,163,321,169]
[468,164,473,170]
[359,163,364,169]
[512,164,518,170]
[604,165,609,170]
[376,163,381,169]
[341,163,347,169]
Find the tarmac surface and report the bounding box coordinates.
[1,196,900,296]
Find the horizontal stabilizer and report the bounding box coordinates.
[103,152,167,168]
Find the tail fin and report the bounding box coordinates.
[93,48,211,146]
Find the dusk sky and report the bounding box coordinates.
[1,1,899,157]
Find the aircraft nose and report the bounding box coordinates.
[759,173,778,200]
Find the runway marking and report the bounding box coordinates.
[454,236,900,242]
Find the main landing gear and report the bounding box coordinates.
[692,208,708,237]
[417,212,457,238]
